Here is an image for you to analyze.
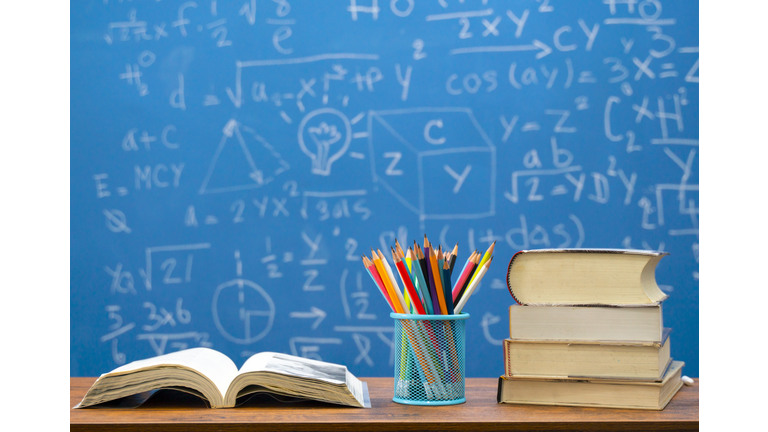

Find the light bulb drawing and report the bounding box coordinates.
[298,108,352,176]
[309,122,341,173]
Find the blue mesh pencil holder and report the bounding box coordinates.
[391,312,469,406]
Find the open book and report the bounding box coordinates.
[75,348,370,408]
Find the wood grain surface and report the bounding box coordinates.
[70,377,699,431]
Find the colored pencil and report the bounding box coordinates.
[455,251,480,307]
[405,247,412,272]
[437,246,445,294]
[395,239,405,258]
[423,238,441,314]
[394,241,412,312]
[455,257,493,313]
[395,247,419,313]
[409,247,434,315]
[378,249,408,314]
[448,243,459,275]
[372,249,404,313]
[416,242,429,285]
[362,236,492,317]
[404,248,429,312]
[451,251,476,302]
[404,288,412,314]
[404,248,420,309]
[439,249,453,314]
[442,258,454,314]
[429,244,448,314]
[363,255,395,312]
[392,248,426,315]
[468,241,495,287]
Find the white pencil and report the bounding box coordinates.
[454,258,492,313]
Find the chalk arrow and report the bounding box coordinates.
[532,39,552,59]
[449,40,552,58]
[223,119,239,137]
[289,307,327,330]
[480,312,503,346]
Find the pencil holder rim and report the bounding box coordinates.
[390,312,470,321]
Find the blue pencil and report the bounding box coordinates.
[410,248,433,314]
[405,248,429,314]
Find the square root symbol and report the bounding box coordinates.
[368,108,496,220]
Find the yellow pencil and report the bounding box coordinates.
[394,247,412,313]
[468,240,495,287]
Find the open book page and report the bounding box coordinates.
[239,352,347,385]
[236,352,369,407]
[105,347,240,400]
[345,369,365,406]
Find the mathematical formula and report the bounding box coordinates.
[72,0,699,376]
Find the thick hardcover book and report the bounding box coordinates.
[509,304,664,344]
[497,361,684,410]
[503,329,672,381]
[506,249,668,306]
[75,348,370,408]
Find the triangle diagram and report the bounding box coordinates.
[199,120,290,194]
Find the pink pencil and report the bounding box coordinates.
[452,252,477,302]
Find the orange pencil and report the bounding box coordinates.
[363,255,395,311]
[429,244,448,314]
[372,249,404,313]
[378,249,408,313]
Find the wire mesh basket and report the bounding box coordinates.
[391,312,469,405]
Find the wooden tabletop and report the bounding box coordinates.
[70,377,699,431]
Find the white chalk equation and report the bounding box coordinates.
[75,1,698,376]
[139,243,211,291]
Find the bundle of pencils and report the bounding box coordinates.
[361,236,494,315]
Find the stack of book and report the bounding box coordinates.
[497,249,685,410]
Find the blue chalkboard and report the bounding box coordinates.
[71,0,699,377]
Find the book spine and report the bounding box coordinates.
[505,251,525,305]
[503,338,511,377]
[496,376,503,404]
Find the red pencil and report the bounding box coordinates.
[392,248,426,315]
